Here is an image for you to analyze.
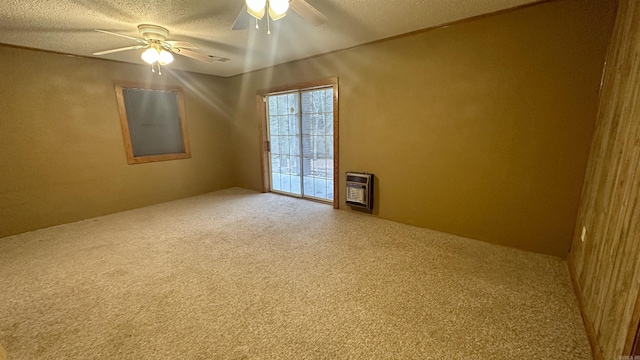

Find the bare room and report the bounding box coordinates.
[0,0,638,359]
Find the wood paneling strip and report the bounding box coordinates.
[569,257,605,360]
[569,1,640,359]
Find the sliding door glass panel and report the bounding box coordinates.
[301,88,334,201]
[268,93,301,196]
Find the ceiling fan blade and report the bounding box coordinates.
[232,5,251,30]
[165,41,198,49]
[93,45,145,56]
[208,55,231,62]
[173,48,229,63]
[290,0,327,27]
[94,29,146,44]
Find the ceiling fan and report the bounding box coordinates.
[93,24,230,74]
[232,0,327,34]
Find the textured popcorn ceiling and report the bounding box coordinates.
[0,0,543,77]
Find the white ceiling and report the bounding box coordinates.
[0,0,543,77]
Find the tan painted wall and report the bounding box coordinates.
[0,46,234,238]
[229,0,616,257]
[569,1,640,358]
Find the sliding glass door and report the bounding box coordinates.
[267,87,334,202]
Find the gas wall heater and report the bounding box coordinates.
[346,172,374,210]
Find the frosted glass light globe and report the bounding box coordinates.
[246,0,266,12]
[141,48,160,64]
[158,50,174,65]
[269,0,289,16]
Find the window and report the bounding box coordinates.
[115,83,191,164]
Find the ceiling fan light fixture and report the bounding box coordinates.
[246,0,266,19]
[269,0,289,17]
[141,47,160,64]
[94,25,226,76]
[141,45,174,66]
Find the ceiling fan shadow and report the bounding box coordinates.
[301,0,375,41]
[174,34,248,57]
[0,26,95,34]
[68,0,138,23]
[166,2,241,30]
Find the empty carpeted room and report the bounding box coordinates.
[1,0,639,359]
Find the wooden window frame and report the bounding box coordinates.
[257,77,339,209]
[114,82,191,165]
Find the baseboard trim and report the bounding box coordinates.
[568,257,604,360]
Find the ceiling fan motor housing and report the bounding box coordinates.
[137,24,169,41]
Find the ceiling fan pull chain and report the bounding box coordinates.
[267,13,271,34]
[255,18,259,30]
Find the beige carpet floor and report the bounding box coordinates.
[0,187,590,359]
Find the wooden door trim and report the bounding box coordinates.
[257,94,270,193]
[631,321,640,356]
[623,292,640,356]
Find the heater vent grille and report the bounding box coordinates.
[345,172,373,210]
